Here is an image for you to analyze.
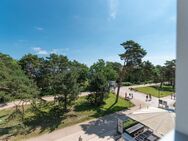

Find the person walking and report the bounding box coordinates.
[146,95,148,102]
[125,92,127,99]
[79,136,82,141]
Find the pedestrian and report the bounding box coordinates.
[139,104,142,109]
[79,136,82,141]
[125,92,127,99]
[146,95,148,102]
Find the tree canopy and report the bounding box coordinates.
[120,40,147,68]
[0,53,39,102]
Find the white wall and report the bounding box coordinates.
[176,0,188,135]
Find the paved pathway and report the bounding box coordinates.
[0,92,90,110]
[116,84,175,109]
[129,107,175,137]
[26,106,175,141]
[26,106,142,141]
[0,83,176,141]
[0,84,162,111]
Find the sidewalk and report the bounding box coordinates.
[117,86,175,109]
[0,92,90,111]
[0,84,159,111]
[26,106,141,141]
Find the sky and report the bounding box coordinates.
[0,0,176,66]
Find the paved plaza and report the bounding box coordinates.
[128,107,175,138]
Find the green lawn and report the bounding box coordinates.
[134,85,175,98]
[0,93,133,141]
[123,118,138,129]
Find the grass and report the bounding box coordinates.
[0,93,133,141]
[134,85,175,98]
[123,118,138,129]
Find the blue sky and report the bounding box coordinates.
[0,0,176,66]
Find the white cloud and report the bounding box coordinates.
[50,48,69,55]
[32,47,69,56]
[108,0,119,20]
[34,26,44,31]
[33,47,48,55]
[50,49,59,54]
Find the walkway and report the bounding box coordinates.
[0,92,90,110]
[1,83,176,141]
[116,85,175,109]
[0,83,161,111]
[26,106,141,141]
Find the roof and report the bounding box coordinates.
[126,123,144,134]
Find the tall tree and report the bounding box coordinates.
[87,60,110,106]
[117,40,147,102]
[141,61,155,83]
[37,54,80,111]
[87,72,108,106]
[0,53,39,101]
[70,60,89,91]
[106,62,122,74]
[164,59,176,89]
[53,69,80,111]
[155,65,166,89]
[0,53,39,120]
[90,59,118,81]
[19,54,44,91]
[42,54,69,95]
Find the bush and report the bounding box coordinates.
[86,92,108,106]
[144,80,153,84]
[122,82,133,86]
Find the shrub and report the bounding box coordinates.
[122,82,133,86]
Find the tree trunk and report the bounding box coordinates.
[100,92,104,105]
[172,80,175,89]
[94,93,97,105]
[160,81,163,88]
[115,66,126,103]
[115,83,121,103]
[64,95,67,112]
[21,101,25,122]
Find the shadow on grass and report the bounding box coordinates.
[0,124,27,139]
[0,114,7,119]
[0,96,130,139]
[74,100,128,119]
[24,105,65,134]
[0,105,66,138]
